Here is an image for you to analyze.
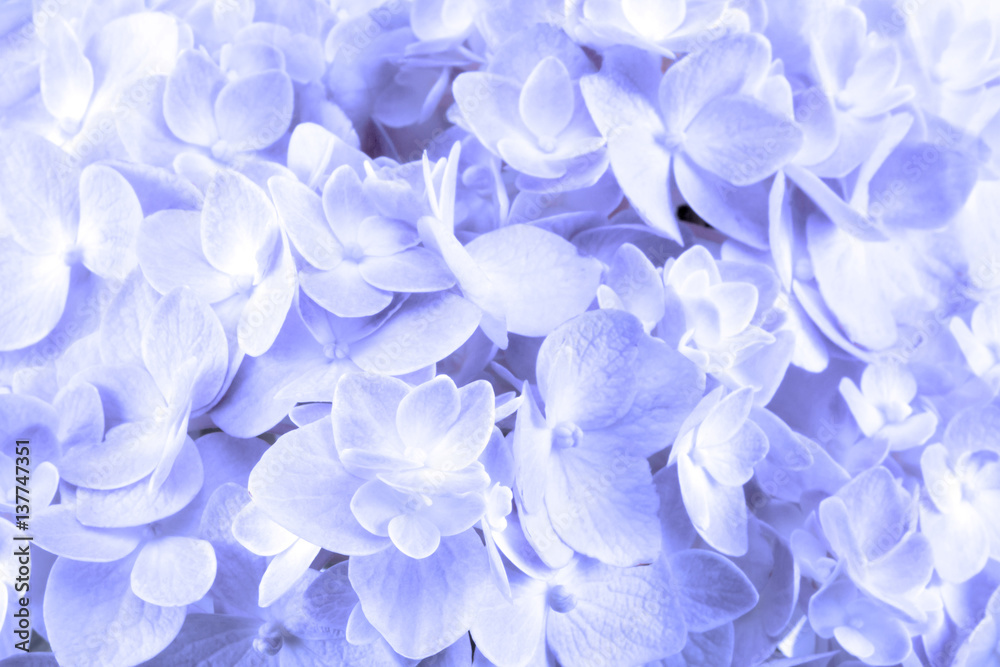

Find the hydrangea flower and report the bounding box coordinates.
[269,163,455,318]
[452,25,605,182]
[668,386,769,556]
[661,245,795,404]
[137,168,295,356]
[0,134,142,351]
[513,308,703,567]
[331,372,495,559]
[920,405,1000,584]
[580,33,803,245]
[161,47,294,162]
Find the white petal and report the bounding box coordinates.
[920,502,988,584]
[75,438,204,528]
[231,501,298,556]
[621,0,685,40]
[267,175,342,270]
[349,531,490,659]
[546,560,686,667]
[350,292,481,376]
[141,287,229,410]
[33,505,142,562]
[213,70,294,152]
[299,261,392,319]
[397,375,461,452]
[546,447,661,567]
[40,16,93,123]
[607,127,680,242]
[358,248,457,293]
[535,308,642,429]
[201,169,277,276]
[0,240,71,351]
[465,224,603,338]
[679,458,748,556]
[163,49,225,147]
[137,210,235,303]
[0,131,78,254]
[131,536,217,606]
[258,539,322,607]
[519,56,575,141]
[237,238,296,357]
[659,33,771,135]
[668,549,758,632]
[388,513,442,559]
[44,557,185,667]
[332,374,409,459]
[250,417,390,555]
[684,95,802,186]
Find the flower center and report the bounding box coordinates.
[323,343,350,360]
[62,243,83,266]
[538,136,558,153]
[656,129,685,152]
[232,273,255,294]
[552,422,583,449]
[547,585,577,613]
[345,244,366,262]
[253,622,283,656]
[211,140,234,162]
[59,117,82,135]
[402,447,428,466]
[834,90,855,112]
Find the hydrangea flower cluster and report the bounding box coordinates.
[1,0,1000,665]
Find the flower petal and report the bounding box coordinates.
[659,33,771,134]
[349,530,490,659]
[332,374,409,460]
[231,501,298,556]
[322,164,369,245]
[546,446,661,567]
[536,308,643,430]
[163,49,225,147]
[0,131,78,254]
[32,505,143,563]
[131,536,217,607]
[350,292,481,376]
[668,549,759,632]
[920,501,988,584]
[40,16,93,124]
[546,559,686,667]
[267,175,343,270]
[519,56,575,141]
[432,380,496,470]
[258,538,322,608]
[683,95,802,186]
[606,127,680,242]
[44,557,185,667]
[397,375,461,453]
[699,421,769,488]
[679,457,749,556]
[388,513,442,559]
[300,261,393,319]
[0,240,71,352]
[249,417,390,555]
[201,169,277,276]
[137,209,235,303]
[141,287,229,411]
[237,237,296,357]
[359,248,457,293]
[77,165,143,281]
[213,70,294,152]
[75,437,204,528]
